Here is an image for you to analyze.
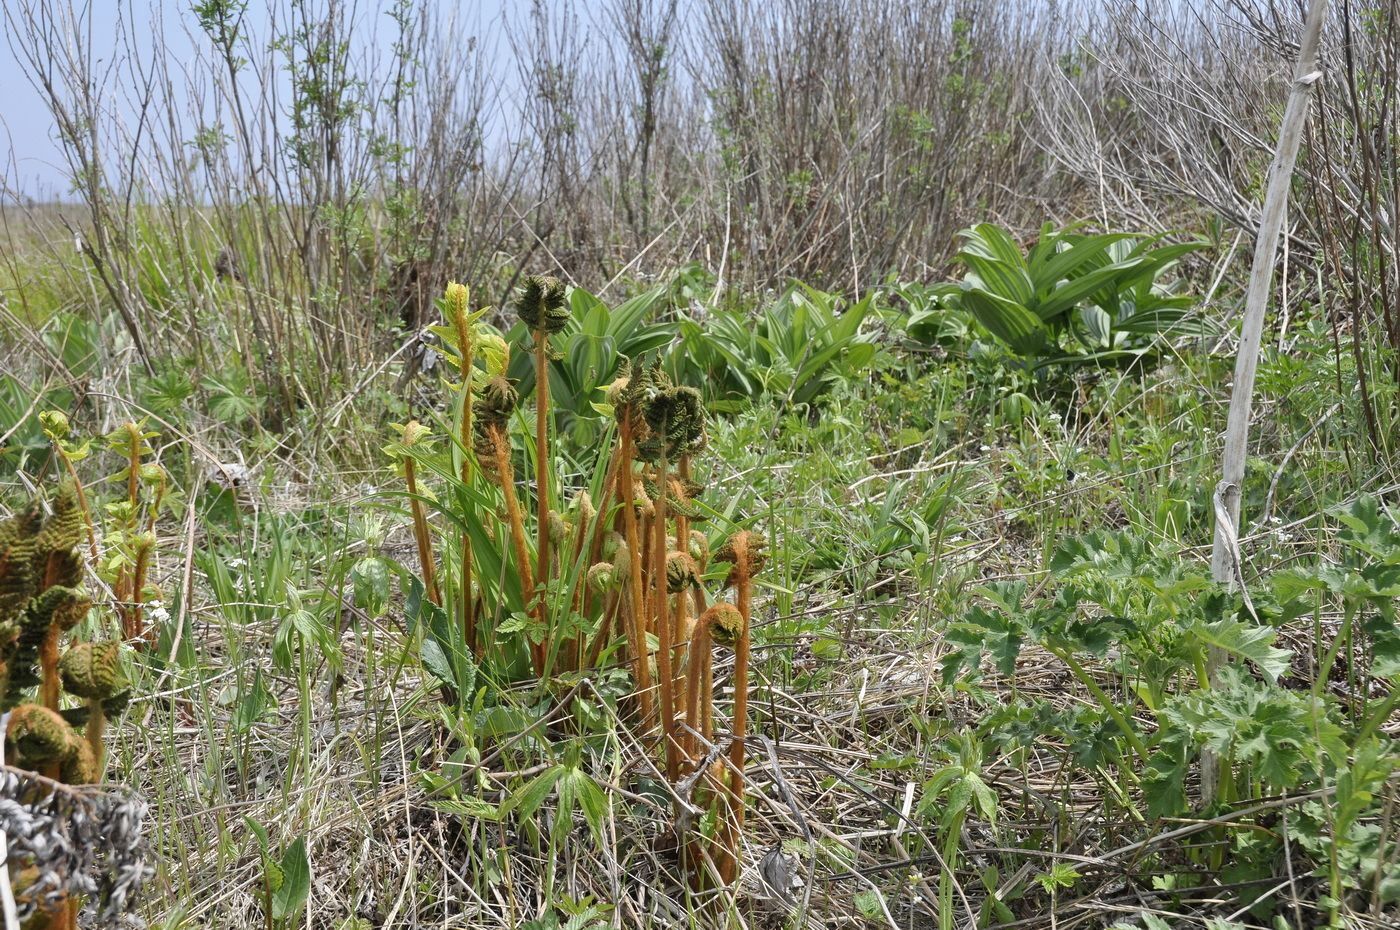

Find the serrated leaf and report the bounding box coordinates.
[432,796,502,820]
[501,766,562,820]
[1364,613,1400,680]
[854,890,884,919]
[1187,618,1292,683]
[1336,497,1400,562]
[264,857,285,895]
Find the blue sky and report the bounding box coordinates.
[0,0,569,198]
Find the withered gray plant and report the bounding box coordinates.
[0,762,152,928]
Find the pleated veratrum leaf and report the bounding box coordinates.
[959,287,1048,356]
[1032,258,1151,321]
[961,253,1034,306]
[1031,233,1135,294]
[958,222,1028,268]
[1077,305,1113,349]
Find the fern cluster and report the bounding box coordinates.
[1,484,130,928]
[395,278,768,888]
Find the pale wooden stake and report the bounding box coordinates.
[1205,0,1331,804]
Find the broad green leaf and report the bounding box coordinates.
[961,253,1034,306]
[272,837,311,920]
[1186,618,1292,683]
[1077,305,1113,348]
[960,287,1048,356]
[476,706,537,739]
[421,637,455,685]
[1033,233,1134,291]
[958,223,1028,268]
[1033,259,1148,320]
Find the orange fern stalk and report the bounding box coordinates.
[513,276,569,675]
[635,364,705,786]
[473,375,542,672]
[615,410,655,726]
[714,530,765,885]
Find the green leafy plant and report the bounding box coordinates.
[98,422,166,646]
[942,497,1400,925]
[935,222,1208,371]
[674,283,878,410]
[246,819,312,930]
[503,283,674,449]
[918,735,998,930]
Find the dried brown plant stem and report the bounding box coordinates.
[616,419,654,727]
[1205,0,1331,805]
